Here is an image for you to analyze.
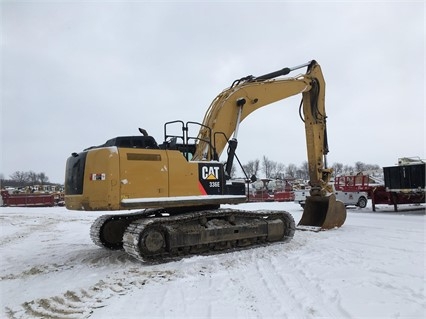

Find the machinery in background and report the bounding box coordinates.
[371,157,425,211]
[1,186,64,207]
[294,184,369,209]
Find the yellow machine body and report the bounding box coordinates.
[65,60,346,262]
[65,146,246,211]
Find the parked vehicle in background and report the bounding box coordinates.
[294,184,368,209]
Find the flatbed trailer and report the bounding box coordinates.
[370,186,425,212]
[371,162,426,211]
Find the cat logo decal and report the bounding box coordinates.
[201,166,220,180]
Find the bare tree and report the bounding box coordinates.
[28,171,38,185]
[272,163,286,179]
[242,159,260,178]
[285,163,298,178]
[37,172,49,184]
[295,161,309,180]
[364,163,381,171]
[261,156,277,179]
[354,161,366,172]
[332,162,344,176]
[10,171,29,184]
[342,165,354,175]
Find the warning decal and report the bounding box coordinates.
[90,173,106,181]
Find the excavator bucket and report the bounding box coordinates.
[297,194,347,231]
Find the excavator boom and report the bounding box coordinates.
[192,60,346,230]
[193,63,313,161]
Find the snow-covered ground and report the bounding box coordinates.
[1,201,425,319]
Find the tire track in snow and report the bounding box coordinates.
[5,268,175,319]
[0,216,58,247]
[242,255,304,318]
[269,254,352,318]
[206,245,296,318]
[1,249,131,281]
[231,235,352,319]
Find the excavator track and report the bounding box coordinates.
[90,208,295,262]
[122,208,295,262]
[90,211,153,250]
[90,205,221,250]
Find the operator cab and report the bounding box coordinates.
[84,135,159,151]
[159,137,197,160]
[104,136,159,149]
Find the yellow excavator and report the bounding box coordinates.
[65,60,346,261]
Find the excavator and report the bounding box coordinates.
[65,60,346,262]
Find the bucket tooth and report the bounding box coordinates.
[297,194,346,230]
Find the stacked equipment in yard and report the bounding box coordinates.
[273,190,295,202]
[272,179,295,202]
[247,179,295,202]
[249,190,275,202]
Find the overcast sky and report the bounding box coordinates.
[1,1,425,183]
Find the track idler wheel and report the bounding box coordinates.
[298,194,347,231]
[139,227,166,256]
[90,215,132,250]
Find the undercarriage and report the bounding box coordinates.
[90,207,296,262]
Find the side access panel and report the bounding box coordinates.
[119,148,169,200]
[120,152,247,209]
